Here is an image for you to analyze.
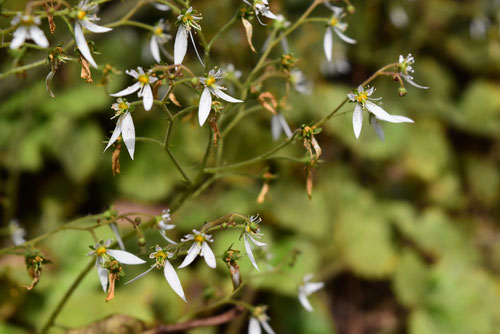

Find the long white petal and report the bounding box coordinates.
[249,317,262,334]
[189,30,205,66]
[178,242,201,268]
[174,25,188,65]
[298,291,314,312]
[107,249,145,264]
[323,28,333,62]
[164,260,187,302]
[390,115,414,123]
[248,234,266,247]
[333,28,357,44]
[97,264,109,293]
[10,27,27,49]
[198,87,212,126]
[211,87,243,103]
[259,319,275,334]
[244,234,259,271]
[125,265,155,284]
[402,74,428,89]
[110,82,142,97]
[277,114,293,138]
[160,231,178,244]
[201,241,216,268]
[352,103,363,139]
[150,36,161,63]
[120,111,136,159]
[80,20,112,33]
[271,115,281,141]
[142,84,154,111]
[28,26,49,48]
[304,281,325,295]
[365,101,396,123]
[74,22,98,69]
[370,117,385,141]
[262,8,278,20]
[103,117,122,152]
[109,223,125,250]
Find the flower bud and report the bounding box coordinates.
[347,5,356,14]
[398,87,408,97]
[191,77,200,85]
[138,237,146,247]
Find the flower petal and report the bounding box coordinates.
[244,234,259,271]
[390,115,414,123]
[323,28,333,62]
[10,27,27,49]
[189,30,205,66]
[160,231,178,244]
[178,242,201,268]
[103,116,123,152]
[259,318,275,334]
[110,82,142,97]
[277,114,293,138]
[107,249,145,264]
[142,83,154,111]
[304,281,325,295]
[80,20,112,33]
[120,111,136,159]
[352,103,363,139]
[333,27,357,44]
[150,35,161,63]
[298,290,314,312]
[198,87,212,126]
[109,223,125,250]
[29,26,49,48]
[370,117,385,141]
[164,260,187,302]
[365,101,396,123]
[125,265,155,284]
[211,87,243,103]
[201,241,216,268]
[249,317,262,334]
[248,234,266,247]
[97,264,109,293]
[402,74,429,89]
[174,24,188,65]
[74,22,98,69]
[271,115,281,141]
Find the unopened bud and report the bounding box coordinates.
[191,77,200,85]
[138,237,146,247]
[347,5,355,14]
[398,87,407,97]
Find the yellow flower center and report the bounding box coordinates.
[154,250,167,259]
[357,92,367,103]
[118,102,128,111]
[21,17,34,25]
[330,18,338,27]
[77,10,86,21]
[194,235,204,243]
[206,76,216,86]
[96,247,107,256]
[154,27,163,35]
[182,14,193,24]
[138,75,149,84]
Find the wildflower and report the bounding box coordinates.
[323,5,356,62]
[174,7,203,65]
[150,19,171,63]
[74,0,112,69]
[104,98,136,159]
[243,215,267,271]
[298,274,324,312]
[271,113,293,141]
[248,306,275,334]
[398,54,428,89]
[178,229,216,269]
[347,85,414,139]
[9,14,49,49]
[290,69,312,95]
[198,68,243,126]
[110,67,158,111]
[157,209,177,244]
[243,0,278,25]
[87,239,145,292]
[126,246,186,302]
[9,220,26,246]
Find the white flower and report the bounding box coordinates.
[298,274,324,312]
[126,246,186,302]
[248,306,275,334]
[158,209,177,244]
[150,19,171,63]
[198,68,243,126]
[103,98,136,159]
[87,239,145,292]
[323,5,356,62]
[290,69,312,95]
[470,15,489,40]
[243,215,267,271]
[9,220,26,246]
[74,0,112,69]
[174,7,204,65]
[271,113,293,141]
[9,14,49,50]
[178,229,216,269]
[389,5,409,29]
[347,85,414,139]
[110,67,158,111]
[152,1,170,11]
[243,0,278,25]
[398,54,428,89]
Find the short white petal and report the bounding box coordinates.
[323,28,333,62]
[370,117,385,141]
[120,111,136,159]
[103,117,122,152]
[244,234,259,271]
[80,20,112,33]
[142,84,154,111]
[164,260,187,302]
[178,242,201,268]
[304,282,325,295]
[29,26,49,48]
[262,8,278,20]
[97,265,109,293]
[74,22,98,69]
[10,27,27,49]
[249,317,262,334]
[271,115,281,141]
[248,234,266,247]
[126,69,140,79]
[277,114,293,138]
[402,74,429,89]
[109,223,125,250]
[334,28,357,44]
[390,115,414,123]
[125,265,155,284]
[347,93,356,102]
[365,86,375,96]
[259,319,275,334]
[107,249,146,264]
[201,241,216,268]
[365,101,396,123]
[352,103,363,139]
[174,25,188,65]
[198,87,212,126]
[150,36,161,63]
[298,291,314,312]
[110,82,142,97]
[211,87,243,103]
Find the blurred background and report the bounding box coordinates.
[1,0,500,333]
